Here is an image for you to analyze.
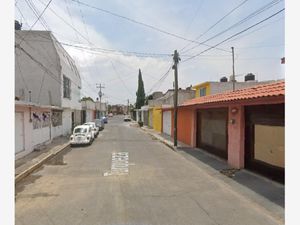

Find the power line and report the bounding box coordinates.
[110,62,135,97]
[70,0,230,53]
[182,0,283,54]
[182,0,205,37]
[36,0,92,45]
[15,4,30,29]
[63,0,80,42]
[147,64,173,95]
[19,0,53,45]
[182,8,285,63]
[60,42,172,58]
[23,0,49,30]
[180,0,249,52]
[224,16,284,44]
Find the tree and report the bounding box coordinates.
[135,69,145,109]
[81,96,94,102]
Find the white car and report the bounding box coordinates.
[70,125,93,146]
[124,115,131,122]
[84,122,99,138]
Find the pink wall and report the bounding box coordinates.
[227,105,245,168]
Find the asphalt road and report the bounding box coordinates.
[15,115,281,225]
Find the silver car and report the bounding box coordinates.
[94,118,105,131]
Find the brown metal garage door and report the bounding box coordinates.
[245,104,284,183]
[196,108,228,159]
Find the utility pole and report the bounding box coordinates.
[96,83,105,117]
[127,99,129,115]
[231,47,236,91]
[172,50,180,147]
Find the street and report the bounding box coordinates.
[15,116,281,225]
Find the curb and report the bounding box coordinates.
[15,142,70,183]
[140,127,178,151]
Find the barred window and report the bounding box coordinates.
[63,75,71,99]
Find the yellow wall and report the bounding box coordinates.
[193,82,211,98]
[152,107,162,132]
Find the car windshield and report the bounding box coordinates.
[74,128,87,133]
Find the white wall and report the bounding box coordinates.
[54,40,82,110]
[51,125,63,138]
[15,105,54,160]
[32,127,51,146]
[15,31,61,106]
[85,109,94,122]
[62,109,72,136]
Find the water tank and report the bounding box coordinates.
[220,76,228,82]
[15,20,22,30]
[245,73,255,81]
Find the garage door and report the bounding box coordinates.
[163,111,171,136]
[149,110,153,128]
[196,108,228,159]
[15,112,24,154]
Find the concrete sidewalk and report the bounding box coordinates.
[141,126,284,222]
[15,136,70,183]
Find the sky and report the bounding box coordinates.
[15,0,285,105]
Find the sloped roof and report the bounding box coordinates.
[182,80,284,106]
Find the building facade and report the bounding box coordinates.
[15,30,82,159]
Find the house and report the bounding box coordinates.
[95,101,108,118]
[192,74,275,98]
[15,30,82,159]
[147,88,195,133]
[81,98,96,123]
[173,81,284,182]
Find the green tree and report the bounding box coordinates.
[135,69,146,109]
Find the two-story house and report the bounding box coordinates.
[15,30,82,159]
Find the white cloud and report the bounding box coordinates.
[15,0,285,104]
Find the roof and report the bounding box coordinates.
[192,81,210,89]
[182,81,284,106]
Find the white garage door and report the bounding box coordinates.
[15,112,25,154]
[163,111,172,136]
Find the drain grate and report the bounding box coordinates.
[104,152,129,176]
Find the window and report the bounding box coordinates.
[63,75,71,99]
[74,128,87,133]
[200,87,206,97]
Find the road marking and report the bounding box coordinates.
[104,152,129,176]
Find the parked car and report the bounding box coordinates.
[124,115,131,122]
[84,122,99,138]
[70,125,93,146]
[102,116,108,124]
[94,118,105,131]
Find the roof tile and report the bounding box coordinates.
[182,81,284,106]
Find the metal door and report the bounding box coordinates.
[163,111,172,136]
[15,112,25,154]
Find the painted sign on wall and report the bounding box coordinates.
[32,112,50,129]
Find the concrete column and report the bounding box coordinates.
[191,109,197,148]
[228,105,245,169]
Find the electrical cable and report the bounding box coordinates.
[182,0,283,54]
[182,8,285,63]
[19,0,53,45]
[70,0,230,53]
[180,0,249,52]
